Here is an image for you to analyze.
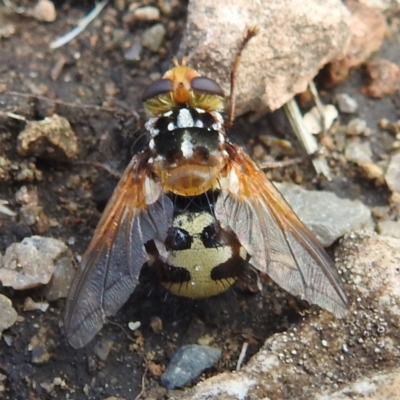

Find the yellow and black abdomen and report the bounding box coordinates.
[147,193,249,298]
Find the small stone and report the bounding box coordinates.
[275,182,373,246]
[148,362,164,378]
[19,203,43,226]
[345,140,373,164]
[104,81,119,96]
[40,381,55,393]
[161,344,222,389]
[43,251,75,300]
[303,105,338,134]
[132,6,160,22]
[123,5,160,24]
[197,334,214,346]
[377,220,400,239]
[83,384,90,396]
[141,23,166,52]
[29,327,53,364]
[371,205,390,219]
[359,162,384,180]
[335,93,358,113]
[345,118,367,136]
[0,236,70,290]
[160,0,178,15]
[17,114,78,161]
[258,135,296,157]
[31,0,56,22]
[391,192,400,204]
[385,152,400,193]
[0,294,18,339]
[123,41,142,61]
[15,186,39,205]
[14,186,50,233]
[23,297,49,312]
[363,58,400,98]
[94,339,114,361]
[0,23,16,39]
[43,251,76,301]
[150,316,163,333]
[128,321,141,331]
[104,29,127,51]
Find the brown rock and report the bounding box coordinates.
[362,58,400,98]
[17,114,78,161]
[178,0,351,115]
[323,0,387,85]
[314,368,400,400]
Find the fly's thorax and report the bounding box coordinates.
[145,107,229,196]
[145,194,249,298]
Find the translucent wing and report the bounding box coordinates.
[64,156,173,348]
[215,144,348,317]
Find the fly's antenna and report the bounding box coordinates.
[226,26,259,129]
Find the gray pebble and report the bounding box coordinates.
[94,339,114,361]
[377,220,400,239]
[43,253,76,301]
[0,236,70,290]
[124,41,143,61]
[345,140,373,165]
[345,118,367,136]
[141,23,166,52]
[385,152,400,193]
[161,344,222,389]
[275,182,373,246]
[336,93,358,114]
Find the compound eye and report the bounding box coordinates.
[142,79,172,101]
[191,76,224,97]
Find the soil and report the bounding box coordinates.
[0,2,399,400]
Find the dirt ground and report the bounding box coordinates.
[0,1,399,400]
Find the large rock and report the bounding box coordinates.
[0,236,72,290]
[275,183,373,246]
[178,0,351,115]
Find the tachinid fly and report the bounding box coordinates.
[64,27,348,349]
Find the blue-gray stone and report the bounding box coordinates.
[161,344,222,389]
[274,182,373,246]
